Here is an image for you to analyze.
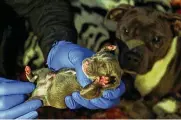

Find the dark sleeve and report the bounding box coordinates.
[4,0,77,59]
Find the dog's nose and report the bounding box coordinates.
[124,52,141,66]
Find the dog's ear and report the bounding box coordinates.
[104,4,134,31]
[172,20,181,36]
[105,4,133,22]
[162,13,181,35]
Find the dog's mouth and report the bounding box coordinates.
[117,39,149,74]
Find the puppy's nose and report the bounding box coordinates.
[125,52,141,66]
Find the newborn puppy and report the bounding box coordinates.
[25,45,123,109]
[105,4,181,117]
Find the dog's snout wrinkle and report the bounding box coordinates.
[125,39,145,50]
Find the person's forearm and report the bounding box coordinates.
[4,0,77,59]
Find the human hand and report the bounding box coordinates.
[47,41,125,109]
[0,78,42,119]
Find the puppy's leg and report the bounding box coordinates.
[80,83,102,100]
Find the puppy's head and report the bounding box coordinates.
[106,4,181,74]
[82,46,122,89]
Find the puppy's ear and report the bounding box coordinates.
[163,13,181,35]
[99,45,117,52]
[105,4,134,22]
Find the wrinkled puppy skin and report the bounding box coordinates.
[25,45,123,109]
[105,4,181,118]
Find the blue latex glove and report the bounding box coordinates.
[47,41,125,109]
[0,78,42,119]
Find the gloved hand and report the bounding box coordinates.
[0,78,42,119]
[47,41,125,109]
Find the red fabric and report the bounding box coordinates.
[176,9,181,14]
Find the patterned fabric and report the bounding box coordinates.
[71,0,134,52]
[21,0,175,70]
[71,0,173,53]
[18,32,44,68]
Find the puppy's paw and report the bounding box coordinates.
[25,66,38,82]
[25,66,31,75]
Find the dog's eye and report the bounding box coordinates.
[123,27,129,34]
[152,36,160,44]
[152,36,162,48]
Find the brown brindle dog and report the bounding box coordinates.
[105,4,181,117]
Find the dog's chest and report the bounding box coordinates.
[135,37,179,97]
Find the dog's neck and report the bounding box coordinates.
[134,37,178,97]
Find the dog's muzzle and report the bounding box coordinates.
[119,40,145,72]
